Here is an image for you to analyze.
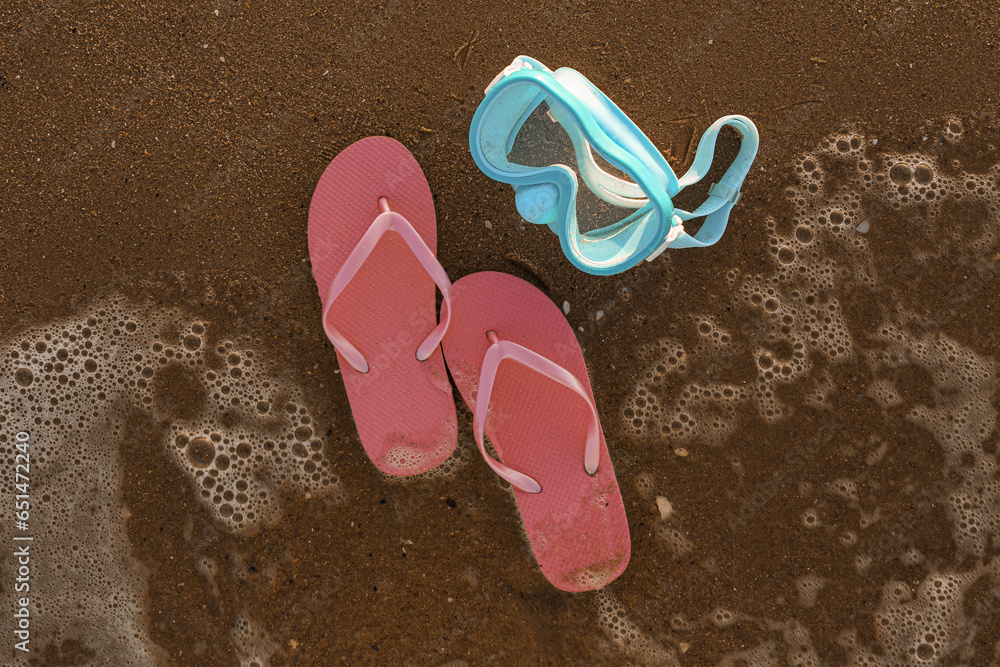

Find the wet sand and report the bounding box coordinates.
[2,0,1000,664]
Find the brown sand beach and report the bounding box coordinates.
[2,0,1000,664]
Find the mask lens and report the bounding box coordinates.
[508,99,649,235]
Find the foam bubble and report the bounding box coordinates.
[595,589,677,665]
[942,118,964,143]
[378,408,473,482]
[796,573,826,608]
[845,572,979,665]
[230,612,278,667]
[655,517,694,558]
[709,607,738,628]
[0,298,346,661]
[620,119,1000,665]
[634,471,655,499]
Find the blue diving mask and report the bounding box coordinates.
[468,56,759,275]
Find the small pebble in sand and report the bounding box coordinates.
[656,496,673,520]
[596,310,604,320]
[485,221,492,229]
[288,639,299,649]
[563,301,570,315]
[674,448,689,457]
[856,220,870,233]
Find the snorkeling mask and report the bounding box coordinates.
[468,56,759,275]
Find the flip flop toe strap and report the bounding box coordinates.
[473,331,601,494]
[322,198,452,374]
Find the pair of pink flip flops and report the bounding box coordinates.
[308,137,630,592]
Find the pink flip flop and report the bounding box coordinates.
[308,136,457,476]
[441,272,631,591]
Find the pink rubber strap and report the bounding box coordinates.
[322,198,452,374]
[473,331,601,494]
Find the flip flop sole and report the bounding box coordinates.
[308,137,456,475]
[442,272,630,591]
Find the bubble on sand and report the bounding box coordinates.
[634,471,656,499]
[942,118,964,142]
[890,162,913,184]
[187,436,215,468]
[595,589,677,665]
[710,607,738,628]
[14,367,32,386]
[0,297,347,661]
[843,572,981,665]
[575,567,615,591]
[619,119,1000,665]
[656,522,694,558]
[796,573,826,608]
[231,612,278,667]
